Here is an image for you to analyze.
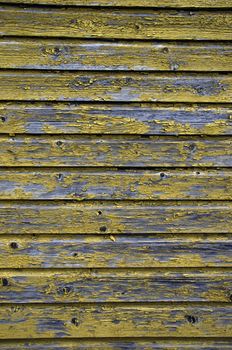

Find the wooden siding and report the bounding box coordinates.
[2,72,232,102]
[1,40,232,72]
[1,7,232,40]
[0,0,231,348]
[0,339,232,350]
[3,0,232,7]
[1,103,232,135]
[1,234,231,268]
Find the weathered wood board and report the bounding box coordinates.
[1,72,232,102]
[0,135,231,167]
[0,201,231,234]
[1,339,232,350]
[1,234,231,268]
[0,304,232,338]
[1,103,232,135]
[1,269,232,303]
[1,6,232,40]
[3,0,232,7]
[0,169,232,200]
[0,339,232,350]
[1,40,232,71]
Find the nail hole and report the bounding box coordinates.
[71,317,79,326]
[58,286,72,294]
[56,140,63,147]
[73,253,77,257]
[1,278,9,287]
[1,117,6,122]
[185,315,198,324]
[162,47,169,54]
[125,77,133,84]
[113,319,121,324]
[160,172,166,178]
[100,226,107,232]
[188,143,196,152]
[134,23,141,30]
[10,242,18,249]
[98,210,102,215]
[53,47,60,56]
[196,171,200,175]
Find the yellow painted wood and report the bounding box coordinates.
[1,103,232,135]
[3,0,232,7]
[1,234,230,268]
[1,71,232,102]
[1,6,232,40]
[0,0,232,345]
[1,39,232,71]
[0,169,231,200]
[0,201,231,234]
[0,304,231,338]
[0,339,231,350]
[0,135,231,167]
[0,269,231,303]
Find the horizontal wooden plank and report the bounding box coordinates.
[1,39,232,71]
[3,0,232,8]
[1,7,232,40]
[1,72,232,102]
[0,169,232,200]
[1,340,232,350]
[1,103,232,135]
[0,304,232,338]
[0,135,231,167]
[0,201,232,234]
[0,269,231,303]
[1,234,231,268]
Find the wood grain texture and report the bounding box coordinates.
[1,6,232,40]
[1,269,232,303]
[0,135,231,167]
[0,201,231,234]
[0,0,232,346]
[0,169,232,200]
[0,304,232,338]
[1,39,232,72]
[1,234,231,268]
[1,71,232,102]
[1,103,232,135]
[1,340,232,350]
[3,0,232,7]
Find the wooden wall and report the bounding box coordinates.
[0,0,232,348]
